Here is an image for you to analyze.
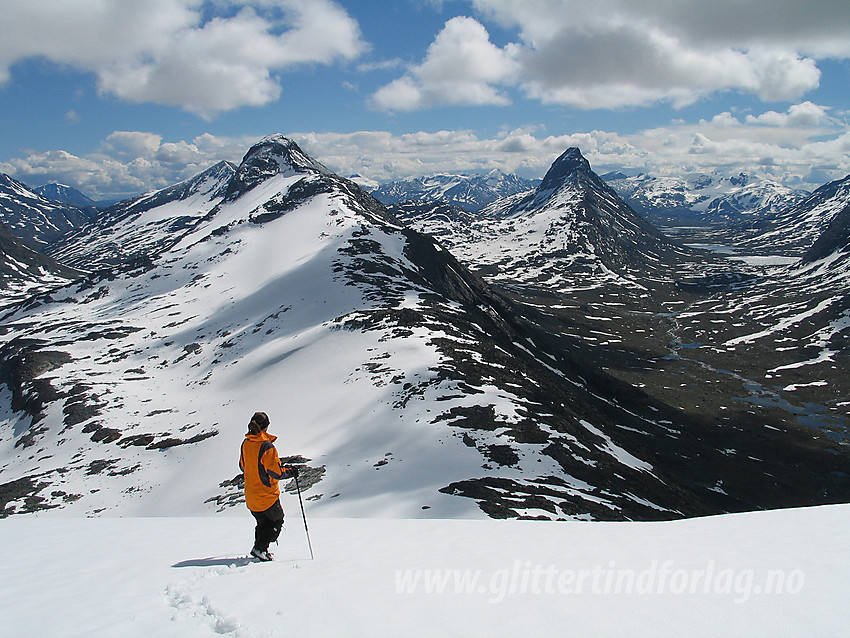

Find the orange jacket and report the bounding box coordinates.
[239,431,292,512]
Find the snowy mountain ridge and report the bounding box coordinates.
[47,160,237,271]
[605,171,809,226]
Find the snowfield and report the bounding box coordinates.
[1,503,848,637]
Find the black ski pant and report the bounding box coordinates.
[251,499,284,552]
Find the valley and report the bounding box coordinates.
[498,231,848,447]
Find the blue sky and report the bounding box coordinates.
[1,0,849,199]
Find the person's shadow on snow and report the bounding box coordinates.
[172,557,255,568]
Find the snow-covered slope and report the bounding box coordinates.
[2,136,848,523]
[803,201,850,264]
[0,174,95,249]
[371,169,536,212]
[48,161,237,271]
[2,505,848,637]
[0,222,80,307]
[736,174,850,256]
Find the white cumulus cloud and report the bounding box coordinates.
[374,0,850,111]
[372,16,519,111]
[0,0,368,117]
[0,131,257,199]
[3,100,849,200]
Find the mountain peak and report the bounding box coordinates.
[538,147,592,191]
[34,183,95,208]
[224,135,329,201]
[249,135,328,174]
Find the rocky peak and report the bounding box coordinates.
[224,135,329,202]
[538,147,594,192]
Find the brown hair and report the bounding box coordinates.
[248,411,270,435]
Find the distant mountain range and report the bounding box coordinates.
[370,169,537,212]
[601,171,810,227]
[368,167,813,241]
[736,173,850,256]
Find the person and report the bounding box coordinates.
[238,411,297,561]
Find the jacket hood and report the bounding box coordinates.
[245,431,277,443]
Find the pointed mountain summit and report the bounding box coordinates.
[400,147,688,290]
[537,147,593,192]
[492,147,658,232]
[224,135,330,202]
[491,146,618,218]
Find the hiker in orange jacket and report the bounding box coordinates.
[239,411,297,561]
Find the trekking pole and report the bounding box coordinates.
[294,475,314,560]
